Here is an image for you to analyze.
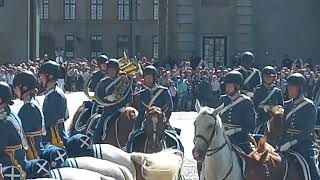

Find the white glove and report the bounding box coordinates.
[263,105,270,113]
[246,92,254,98]
[106,95,116,102]
[279,140,298,152]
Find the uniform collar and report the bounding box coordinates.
[240,66,252,73]
[293,94,305,105]
[146,84,159,92]
[228,91,241,101]
[22,91,33,104]
[263,83,275,89]
[46,81,57,92]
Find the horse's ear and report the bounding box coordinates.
[195,99,201,113]
[212,103,224,116]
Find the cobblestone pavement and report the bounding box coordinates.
[12,92,200,179]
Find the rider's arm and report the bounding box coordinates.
[43,92,65,128]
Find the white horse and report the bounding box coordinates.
[192,100,243,180]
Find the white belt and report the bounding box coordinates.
[225,128,242,136]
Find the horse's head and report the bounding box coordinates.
[192,99,224,162]
[142,105,168,152]
[237,137,282,180]
[266,105,284,145]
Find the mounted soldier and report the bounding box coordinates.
[252,66,284,134]
[86,54,108,115]
[93,59,133,144]
[38,61,69,147]
[133,65,173,131]
[278,73,320,180]
[215,70,256,154]
[13,71,46,160]
[236,51,262,98]
[0,82,50,179]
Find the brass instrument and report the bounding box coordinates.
[118,51,130,68]
[84,53,142,106]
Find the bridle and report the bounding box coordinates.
[194,113,234,180]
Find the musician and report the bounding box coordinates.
[13,71,45,160]
[0,82,50,178]
[88,55,108,114]
[93,59,133,144]
[278,73,320,179]
[252,66,284,134]
[133,65,173,130]
[236,52,262,97]
[215,71,256,154]
[38,61,69,147]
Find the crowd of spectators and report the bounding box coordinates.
[1,56,320,111]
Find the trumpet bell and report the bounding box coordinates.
[118,51,130,68]
[121,57,142,75]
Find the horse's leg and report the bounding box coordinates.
[197,162,202,178]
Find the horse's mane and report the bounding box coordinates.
[248,137,281,167]
[198,106,223,129]
[131,149,184,180]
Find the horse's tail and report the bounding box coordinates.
[118,165,134,180]
[69,104,85,136]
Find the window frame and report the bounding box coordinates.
[40,0,49,20]
[202,36,228,67]
[90,35,103,58]
[153,0,159,20]
[117,35,129,57]
[152,35,159,59]
[91,0,103,20]
[64,0,76,20]
[65,35,75,58]
[117,0,130,21]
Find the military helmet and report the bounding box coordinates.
[143,65,158,77]
[225,70,244,86]
[287,73,306,87]
[96,54,108,65]
[13,71,38,90]
[107,59,120,70]
[38,60,61,79]
[241,51,255,65]
[262,66,276,77]
[0,81,14,105]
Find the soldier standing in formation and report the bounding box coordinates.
[13,71,45,160]
[38,61,69,147]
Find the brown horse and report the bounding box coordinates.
[237,137,305,180]
[264,105,285,146]
[127,106,183,154]
[69,102,138,148]
[103,107,138,148]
